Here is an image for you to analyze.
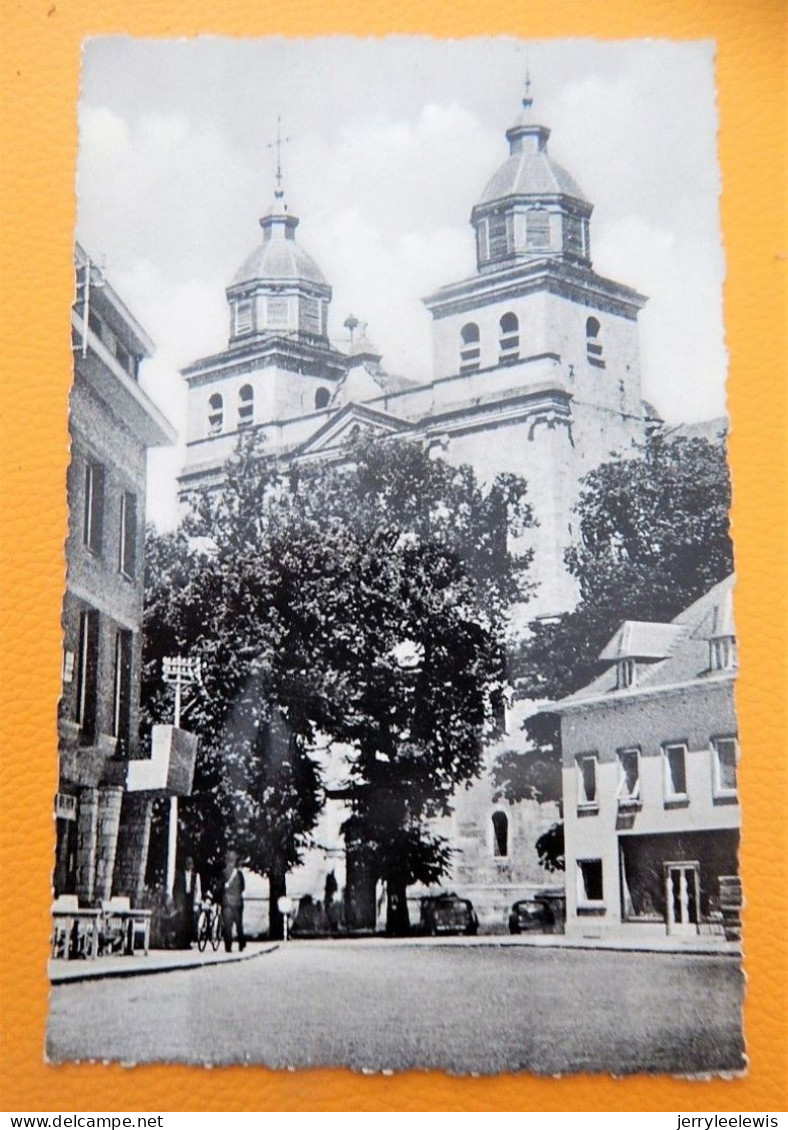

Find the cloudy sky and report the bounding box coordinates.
[76,37,726,529]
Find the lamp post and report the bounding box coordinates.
[161,655,202,897]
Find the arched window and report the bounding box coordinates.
[238,384,254,429]
[499,312,520,363]
[207,393,224,436]
[459,322,481,374]
[586,316,605,368]
[315,387,330,410]
[492,811,509,858]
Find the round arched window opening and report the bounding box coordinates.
[492,811,509,858]
[315,387,330,410]
[460,322,481,373]
[586,316,605,368]
[499,312,520,362]
[208,393,224,436]
[238,384,254,429]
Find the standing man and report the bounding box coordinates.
[173,855,202,947]
[221,850,245,952]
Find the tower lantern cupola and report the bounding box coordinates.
[226,125,332,347]
[471,78,593,273]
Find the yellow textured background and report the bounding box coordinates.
[1,0,785,1112]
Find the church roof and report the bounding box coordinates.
[230,233,327,289]
[477,147,589,207]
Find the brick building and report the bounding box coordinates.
[548,575,739,939]
[55,246,176,905]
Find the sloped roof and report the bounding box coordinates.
[556,574,737,706]
[663,417,729,444]
[477,149,588,207]
[598,620,686,661]
[231,237,327,288]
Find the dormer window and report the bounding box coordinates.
[586,316,605,368]
[459,323,481,374]
[499,312,520,363]
[208,393,224,436]
[238,384,254,429]
[710,635,736,672]
[617,657,636,688]
[234,300,253,336]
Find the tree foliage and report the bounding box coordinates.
[494,433,733,865]
[513,434,733,702]
[143,431,534,934]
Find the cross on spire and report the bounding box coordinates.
[266,115,293,202]
[522,66,534,110]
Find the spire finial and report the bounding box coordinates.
[266,115,293,205]
[522,65,533,111]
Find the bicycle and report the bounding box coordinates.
[195,897,222,952]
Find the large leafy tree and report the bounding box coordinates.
[514,433,733,702]
[494,432,733,858]
[144,431,534,936]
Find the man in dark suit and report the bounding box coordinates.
[221,850,245,952]
[173,855,202,947]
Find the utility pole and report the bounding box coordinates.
[161,656,201,897]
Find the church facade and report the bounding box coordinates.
[178,89,654,928]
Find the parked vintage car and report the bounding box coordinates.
[419,893,478,936]
[508,888,565,934]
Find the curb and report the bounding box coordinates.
[49,944,280,986]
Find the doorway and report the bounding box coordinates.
[664,861,700,935]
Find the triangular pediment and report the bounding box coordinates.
[293,402,414,461]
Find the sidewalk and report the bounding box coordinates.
[49,941,278,985]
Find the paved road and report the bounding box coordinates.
[47,940,744,1075]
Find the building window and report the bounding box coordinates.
[564,214,584,257]
[492,811,509,858]
[300,297,321,336]
[577,859,604,905]
[112,629,133,751]
[616,657,636,689]
[710,635,737,672]
[712,736,738,798]
[617,748,641,805]
[118,491,137,579]
[459,323,481,374]
[315,387,330,410]
[234,300,253,336]
[499,312,520,363]
[83,461,105,556]
[526,208,550,249]
[577,754,598,810]
[208,393,224,436]
[267,296,290,328]
[487,212,510,259]
[664,743,688,802]
[238,384,254,429]
[586,316,605,368]
[75,609,99,738]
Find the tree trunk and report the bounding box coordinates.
[385,872,410,936]
[268,859,287,941]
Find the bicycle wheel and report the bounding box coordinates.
[196,908,210,953]
[210,908,222,951]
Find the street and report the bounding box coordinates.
[46,940,744,1076]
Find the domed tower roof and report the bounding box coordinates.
[471,78,594,274]
[225,155,332,347]
[230,207,328,288]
